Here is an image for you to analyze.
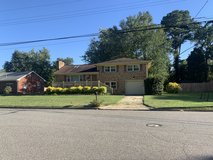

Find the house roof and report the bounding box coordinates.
[54,64,97,75]
[96,58,150,65]
[0,71,45,82]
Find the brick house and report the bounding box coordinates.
[54,58,150,95]
[0,71,45,94]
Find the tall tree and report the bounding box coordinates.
[83,11,171,80]
[4,48,53,85]
[194,22,213,81]
[161,10,197,82]
[187,47,208,82]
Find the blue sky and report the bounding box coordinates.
[0,0,212,68]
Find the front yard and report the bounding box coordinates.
[0,95,123,108]
[144,92,213,110]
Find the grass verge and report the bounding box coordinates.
[144,92,213,111]
[0,95,123,109]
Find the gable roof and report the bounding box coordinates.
[54,64,97,75]
[96,58,150,65]
[0,71,46,82]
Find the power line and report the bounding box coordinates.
[180,45,195,55]
[180,20,213,56]
[0,0,183,26]
[194,0,208,18]
[0,0,80,13]
[0,33,98,46]
[0,38,91,51]
[180,0,209,56]
[0,20,211,47]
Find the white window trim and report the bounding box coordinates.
[127,64,140,72]
[104,66,117,72]
[105,81,117,89]
[110,81,117,89]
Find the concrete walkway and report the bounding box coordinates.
[100,96,149,110]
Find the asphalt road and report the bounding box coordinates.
[0,109,213,160]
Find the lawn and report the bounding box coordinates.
[0,95,124,108]
[144,92,213,110]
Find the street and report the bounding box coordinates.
[0,109,213,160]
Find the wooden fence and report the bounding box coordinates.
[180,81,213,92]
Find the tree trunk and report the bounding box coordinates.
[173,46,181,82]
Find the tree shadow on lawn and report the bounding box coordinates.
[151,106,213,111]
[150,93,213,103]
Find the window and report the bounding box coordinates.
[110,82,117,89]
[127,65,140,72]
[23,84,28,89]
[105,81,117,89]
[105,82,110,86]
[37,82,41,89]
[104,66,116,72]
[66,75,80,82]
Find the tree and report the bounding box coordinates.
[83,11,171,81]
[56,57,73,65]
[179,60,188,82]
[161,10,197,82]
[187,47,208,82]
[194,22,213,81]
[4,48,53,85]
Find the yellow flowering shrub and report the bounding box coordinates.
[166,82,182,93]
[45,86,107,95]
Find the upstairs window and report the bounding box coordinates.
[104,66,116,72]
[127,64,140,72]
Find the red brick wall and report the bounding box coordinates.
[17,72,45,94]
[0,81,17,94]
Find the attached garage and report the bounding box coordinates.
[125,80,145,95]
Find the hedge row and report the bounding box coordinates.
[45,86,107,95]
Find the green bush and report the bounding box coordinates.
[152,78,164,95]
[83,86,93,94]
[166,82,182,93]
[145,77,164,95]
[45,86,107,95]
[4,86,12,95]
[145,78,154,95]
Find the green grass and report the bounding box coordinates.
[0,95,123,108]
[144,92,213,110]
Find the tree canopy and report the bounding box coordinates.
[56,57,74,65]
[161,10,197,82]
[3,48,53,85]
[83,11,171,80]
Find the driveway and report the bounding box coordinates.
[100,96,149,110]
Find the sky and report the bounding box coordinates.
[0,0,212,68]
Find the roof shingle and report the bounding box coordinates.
[0,71,31,81]
[54,64,97,75]
[96,58,150,65]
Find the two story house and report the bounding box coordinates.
[54,58,150,95]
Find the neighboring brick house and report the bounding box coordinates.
[54,58,150,95]
[0,71,45,94]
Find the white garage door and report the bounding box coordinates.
[125,80,144,95]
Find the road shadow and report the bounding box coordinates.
[190,155,213,160]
